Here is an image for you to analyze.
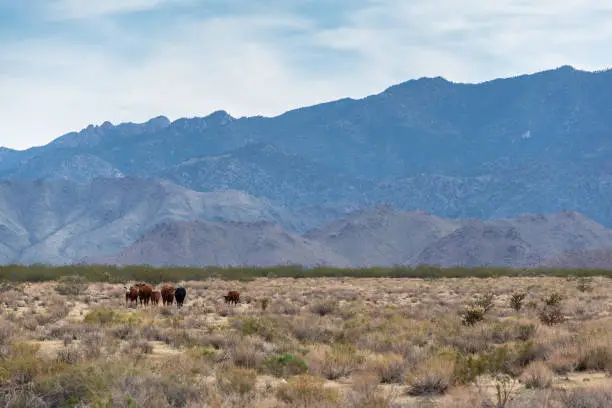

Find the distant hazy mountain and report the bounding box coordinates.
[304,206,460,266]
[91,220,351,268]
[539,248,612,269]
[0,178,300,265]
[1,65,612,267]
[302,208,612,268]
[411,221,543,268]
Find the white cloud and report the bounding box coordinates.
[46,0,186,19]
[1,0,612,149]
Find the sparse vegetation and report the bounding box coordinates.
[0,263,610,283]
[0,267,608,406]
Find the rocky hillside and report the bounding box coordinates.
[91,220,351,268]
[86,208,612,268]
[0,178,301,265]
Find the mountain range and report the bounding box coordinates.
[3,65,612,268]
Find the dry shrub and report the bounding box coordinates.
[21,316,38,331]
[576,339,612,372]
[346,372,396,408]
[228,336,266,370]
[559,387,612,408]
[0,320,15,356]
[307,343,365,380]
[290,316,339,343]
[516,323,538,341]
[577,277,593,293]
[216,367,257,397]
[81,331,105,359]
[547,342,580,374]
[232,315,286,343]
[2,290,24,308]
[436,386,492,408]
[310,299,337,316]
[111,324,138,340]
[140,326,165,341]
[54,275,88,296]
[514,340,551,367]
[269,299,300,315]
[111,374,201,407]
[56,345,82,365]
[32,362,119,407]
[406,356,455,396]
[123,338,153,356]
[197,333,230,350]
[520,361,553,389]
[35,303,70,325]
[276,374,340,407]
[2,342,44,386]
[445,324,493,354]
[365,352,406,383]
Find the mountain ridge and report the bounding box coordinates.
[2,65,612,267]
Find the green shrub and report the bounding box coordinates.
[264,353,308,377]
[83,308,142,326]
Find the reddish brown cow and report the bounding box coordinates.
[124,286,138,307]
[151,290,161,305]
[224,290,240,305]
[135,283,153,306]
[160,284,175,306]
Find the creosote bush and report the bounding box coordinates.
[54,275,88,296]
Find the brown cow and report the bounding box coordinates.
[224,290,240,305]
[124,286,138,307]
[160,284,175,306]
[151,290,161,305]
[135,283,153,307]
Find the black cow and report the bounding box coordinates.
[174,287,187,308]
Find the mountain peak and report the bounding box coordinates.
[205,110,234,124]
[145,116,170,128]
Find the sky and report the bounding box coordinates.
[1,0,612,150]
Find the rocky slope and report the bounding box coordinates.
[0,178,300,265]
[91,220,351,268]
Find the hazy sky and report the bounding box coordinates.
[1,0,611,150]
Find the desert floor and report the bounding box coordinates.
[1,275,612,407]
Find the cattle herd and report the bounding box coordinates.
[124,283,240,309]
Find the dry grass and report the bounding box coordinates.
[0,276,610,406]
